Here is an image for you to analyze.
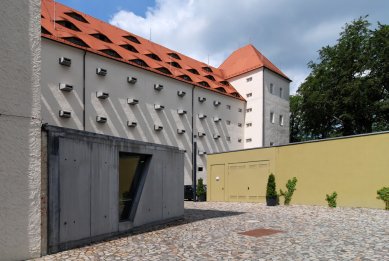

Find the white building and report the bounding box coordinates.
[41,0,290,185]
[0,0,291,258]
[219,45,291,148]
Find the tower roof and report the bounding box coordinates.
[219,44,291,81]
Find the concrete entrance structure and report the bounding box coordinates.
[43,126,184,253]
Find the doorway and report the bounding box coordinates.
[119,153,150,222]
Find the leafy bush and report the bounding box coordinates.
[266,174,279,206]
[376,187,389,210]
[266,173,277,198]
[196,178,206,198]
[280,177,298,205]
[325,192,337,208]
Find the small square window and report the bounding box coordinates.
[270,83,273,94]
[247,108,252,113]
[246,93,252,98]
[198,167,203,171]
[270,112,275,124]
[238,108,242,112]
[226,136,231,142]
[238,123,242,127]
[246,77,252,82]
[270,142,274,146]
[279,115,284,126]
[238,138,242,143]
[246,138,252,143]
[226,120,231,125]
[226,105,231,110]
[246,122,252,127]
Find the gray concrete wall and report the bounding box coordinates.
[0,0,41,260]
[45,126,184,253]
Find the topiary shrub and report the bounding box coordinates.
[376,187,389,210]
[266,173,278,206]
[196,178,206,201]
[280,177,297,205]
[325,192,337,208]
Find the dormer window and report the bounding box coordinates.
[215,87,226,93]
[156,67,172,75]
[146,53,162,61]
[90,33,112,43]
[168,53,181,60]
[220,81,229,86]
[187,68,200,75]
[168,61,181,68]
[65,11,88,23]
[62,37,89,47]
[230,92,240,98]
[120,44,138,53]
[123,35,141,44]
[198,81,210,87]
[55,20,81,31]
[176,75,191,82]
[130,59,149,67]
[100,49,122,58]
[205,75,215,81]
[41,26,51,35]
[202,66,213,73]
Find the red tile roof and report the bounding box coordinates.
[41,0,289,100]
[219,44,291,81]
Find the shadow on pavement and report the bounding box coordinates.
[83,206,245,248]
[119,207,245,238]
[183,207,245,223]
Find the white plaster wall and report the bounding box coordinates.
[228,69,264,148]
[263,69,290,146]
[194,87,245,181]
[84,52,194,183]
[0,0,41,259]
[41,39,85,130]
[41,40,245,185]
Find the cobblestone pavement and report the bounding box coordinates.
[34,202,389,260]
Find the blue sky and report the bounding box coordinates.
[56,0,389,93]
[56,0,156,20]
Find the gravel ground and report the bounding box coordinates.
[33,202,389,260]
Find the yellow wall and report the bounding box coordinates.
[207,133,389,209]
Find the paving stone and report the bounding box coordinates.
[31,202,389,260]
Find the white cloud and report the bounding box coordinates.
[109,0,389,91]
[284,68,310,95]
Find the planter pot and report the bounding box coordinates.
[266,196,278,206]
[198,194,206,202]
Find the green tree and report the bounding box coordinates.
[289,94,304,142]
[291,17,389,141]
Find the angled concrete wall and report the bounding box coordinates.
[0,0,41,259]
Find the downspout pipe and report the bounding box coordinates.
[83,50,86,131]
[192,85,197,201]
